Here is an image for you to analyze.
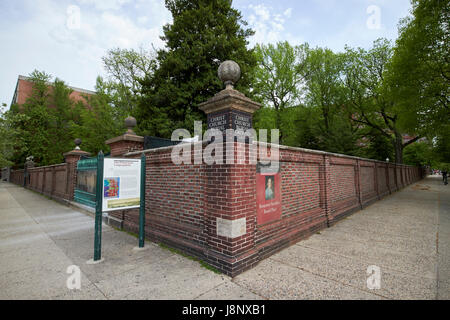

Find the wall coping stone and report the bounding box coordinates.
[125,140,418,168]
[105,133,144,145]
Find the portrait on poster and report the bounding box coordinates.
[265,175,275,200]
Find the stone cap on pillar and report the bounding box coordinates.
[199,60,261,115]
[199,60,261,133]
[105,133,145,145]
[63,138,91,161]
[105,116,144,157]
[105,116,144,145]
[198,87,261,115]
[24,156,35,169]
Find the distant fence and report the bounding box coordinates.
[9,162,75,203]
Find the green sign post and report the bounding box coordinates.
[94,151,104,261]
[91,152,146,262]
[138,153,146,248]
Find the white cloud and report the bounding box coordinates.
[137,16,149,24]
[247,4,301,45]
[0,0,170,105]
[283,8,292,18]
[76,0,131,11]
[249,4,270,21]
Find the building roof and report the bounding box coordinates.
[11,75,96,107]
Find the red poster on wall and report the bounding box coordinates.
[256,163,281,225]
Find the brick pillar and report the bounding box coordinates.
[374,162,379,200]
[322,155,332,227]
[63,139,90,201]
[393,164,398,191]
[105,116,144,157]
[386,163,391,194]
[198,60,261,276]
[355,159,362,209]
[203,142,258,276]
[24,157,35,188]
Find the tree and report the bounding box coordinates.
[403,141,434,167]
[136,0,256,138]
[344,39,420,163]
[303,47,359,154]
[0,103,29,168]
[18,70,58,165]
[388,0,449,137]
[358,127,394,162]
[70,77,124,154]
[102,46,156,116]
[8,70,88,166]
[252,41,308,144]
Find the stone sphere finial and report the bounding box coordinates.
[125,116,137,134]
[74,138,82,150]
[218,60,241,89]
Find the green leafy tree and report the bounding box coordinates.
[136,0,256,137]
[70,77,125,154]
[0,103,29,168]
[358,127,394,162]
[102,46,156,117]
[344,39,420,163]
[294,106,321,150]
[303,47,359,154]
[252,41,308,144]
[18,70,58,165]
[8,70,90,166]
[388,0,449,137]
[403,141,434,167]
[431,124,450,171]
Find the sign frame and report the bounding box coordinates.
[102,157,142,212]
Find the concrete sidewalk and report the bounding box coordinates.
[0,175,448,300]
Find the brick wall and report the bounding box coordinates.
[9,163,73,203]
[9,169,24,185]
[7,140,426,277]
[118,142,425,277]
[109,140,144,157]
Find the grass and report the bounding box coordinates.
[111,225,140,239]
[158,243,222,274]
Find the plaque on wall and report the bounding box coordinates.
[256,162,281,225]
[207,111,229,131]
[231,110,252,131]
[207,110,253,132]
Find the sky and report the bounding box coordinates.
[0,0,412,107]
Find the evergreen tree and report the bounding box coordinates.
[136,0,256,137]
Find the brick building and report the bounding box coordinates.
[10,75,95,107]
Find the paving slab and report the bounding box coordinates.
[194,281,263,300]
[270,244,435,299]
[233,259,383,300]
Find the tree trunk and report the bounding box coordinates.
[276,107,283,145]
[393,133,403,164]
